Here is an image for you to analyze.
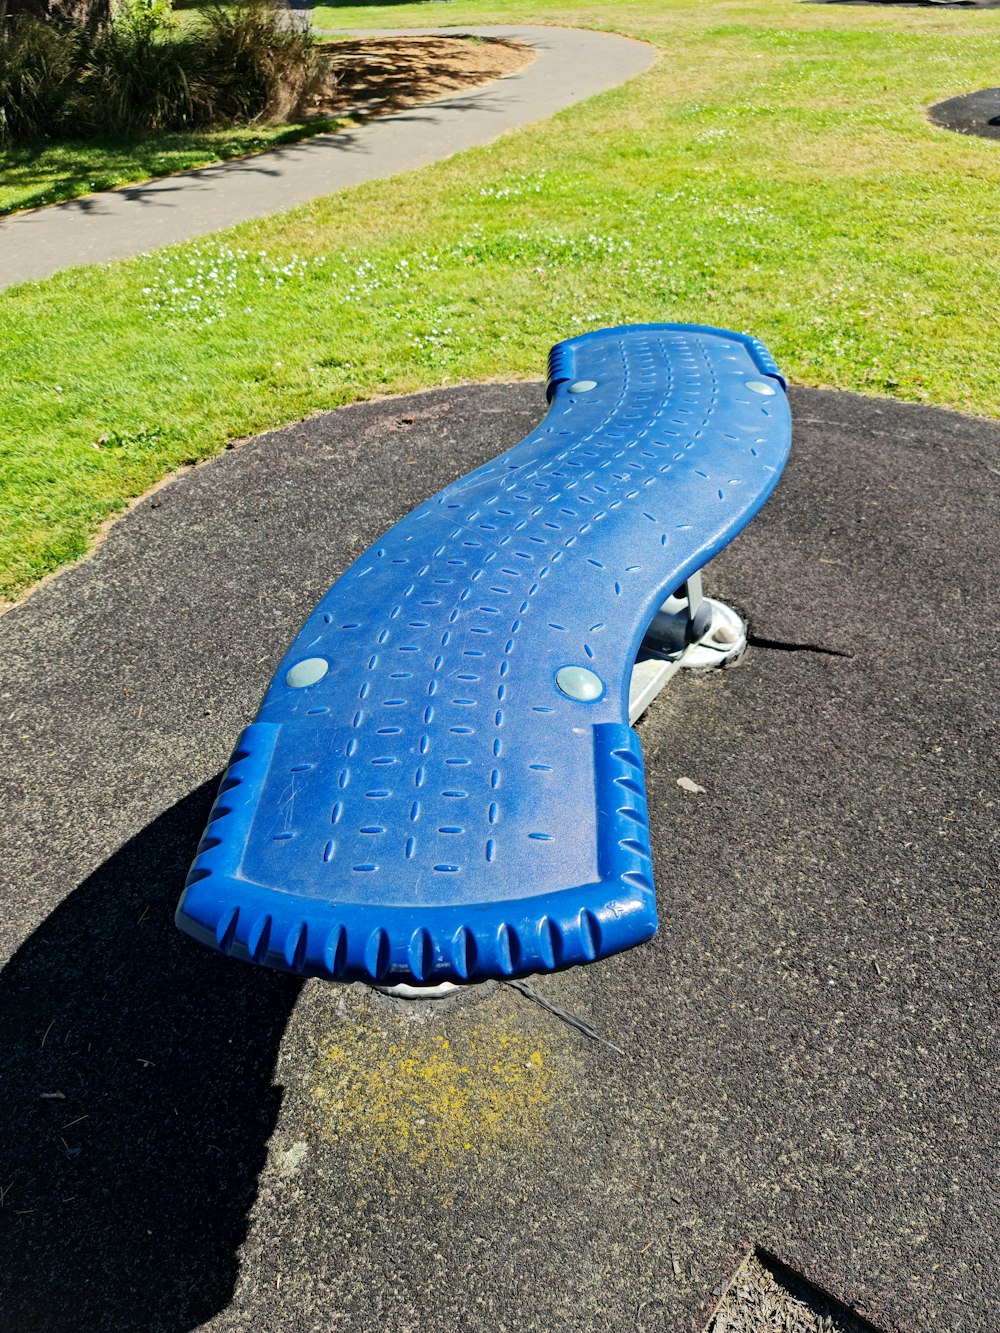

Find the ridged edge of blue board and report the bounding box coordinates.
[178,721,656,982]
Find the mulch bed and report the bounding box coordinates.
[299,35,534,123]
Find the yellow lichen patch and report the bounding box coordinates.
[308,1018,557,1172]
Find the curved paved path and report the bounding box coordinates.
[0,26,654,291]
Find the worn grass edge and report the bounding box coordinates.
[0,374,543,618]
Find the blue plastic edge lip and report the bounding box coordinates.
[177,873,658,983]
[176,721,656,983]
[547,321,787,395]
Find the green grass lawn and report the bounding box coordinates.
[1,0,999,602]
[0,117,346,217]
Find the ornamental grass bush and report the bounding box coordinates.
[0,17,81,143]
[70,15,205,138]
[0,0,321,146]
[193,2,322,125]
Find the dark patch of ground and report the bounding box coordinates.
[0,381,996,1332]
[809,1,995,9]
[928,86,1000,141]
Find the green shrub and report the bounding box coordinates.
[0,17,82,145]
[195,3,321,125]
[69,23,203,136]
[0,0,320,146]
[116,0,176,32]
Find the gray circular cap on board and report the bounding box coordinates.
[285,657,329,688]
[555,665,604,700]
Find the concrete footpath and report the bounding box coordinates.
[0,381,996,1332]
[0,26,654,290]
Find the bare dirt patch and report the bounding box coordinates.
[301,35,535,122]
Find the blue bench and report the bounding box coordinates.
[176,324,791,985]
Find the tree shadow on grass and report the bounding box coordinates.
[0,121,348,218]
[0,780,301,1333]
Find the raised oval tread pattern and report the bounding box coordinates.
[176,324,791,984]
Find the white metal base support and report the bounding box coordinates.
[627,571,746,724]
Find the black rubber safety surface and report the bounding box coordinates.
[809,1,996,9]
[928,86,1000,141]
[0,382,996,1333]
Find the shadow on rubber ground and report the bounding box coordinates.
[0,782,301,1331]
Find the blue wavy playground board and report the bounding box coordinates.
[176,324,791,984]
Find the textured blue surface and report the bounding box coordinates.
[176,324,791,984]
